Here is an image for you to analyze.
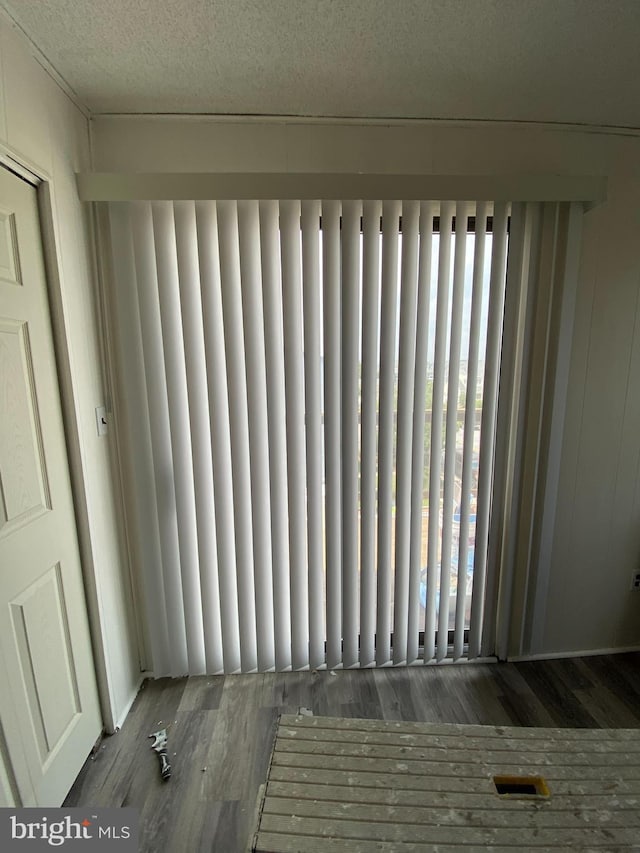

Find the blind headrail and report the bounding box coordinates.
[77,172,607,204]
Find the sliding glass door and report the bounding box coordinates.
[107,198,509,674]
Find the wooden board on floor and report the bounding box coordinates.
[252,714,640,853]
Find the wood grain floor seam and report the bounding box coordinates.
[64,653,640,853]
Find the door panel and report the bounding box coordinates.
[0,317,50,531]
[0,166,102,806]
[10,562,81,758]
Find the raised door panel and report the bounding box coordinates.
[9,563,81,761]
[0,318,50,532]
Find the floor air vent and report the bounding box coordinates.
[493,775,550,797]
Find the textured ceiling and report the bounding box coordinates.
[3,0,640,126]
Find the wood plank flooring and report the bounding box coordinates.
[64,653,640,853]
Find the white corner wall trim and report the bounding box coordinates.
[76,173,607,204]
[111,679,144,732]
[92,114,640,138]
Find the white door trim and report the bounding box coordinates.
[0,144,112,731]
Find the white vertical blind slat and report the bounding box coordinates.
[468,202,510,659]
[195,201,242,673]
[393,201,420,664]
[301,200,325,669]
[173,201,223,674]
[491,202,537,661]
[360,199,382,667]
[259,200,292,670]
[280,199,309,669]
[151,201,206,675]
[424,201,454,663]
[341,200,362,667]
[407,201,435,664]
[527,203,583,655]
[322,200,342,668]
[217,199,258,672]
[129,202,188,675]
[376,200,401,666]
[453,201,488,660]
[437,202,469,662]
[238,200,276,671]
[108,203,171,675]
[515,203,557,656]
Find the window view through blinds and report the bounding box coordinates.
[108,199,509,675]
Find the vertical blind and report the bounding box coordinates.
[108,198,511,675]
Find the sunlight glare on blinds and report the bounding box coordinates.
[437,201,468,662]
[217,200,258,672]
[425,202,454,663]
[259,200,292,671]
[280,200,309,670]
[376,200,401,666]
[406,202,435,665]
[341,199,362,668]
[322,200,343,669]
[453,201,488,661]
[238,200,275,671]
[359,199,382,667]
[301,199,325,669]
[393,200,419,665]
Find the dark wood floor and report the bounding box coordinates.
[65,653,640,853]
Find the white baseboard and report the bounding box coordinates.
[508,645,640,663]
[109,676,145,733]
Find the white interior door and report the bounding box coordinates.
[0,165,102,806]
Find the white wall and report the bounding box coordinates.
[92,116,640,658]
[0,18,140,729]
